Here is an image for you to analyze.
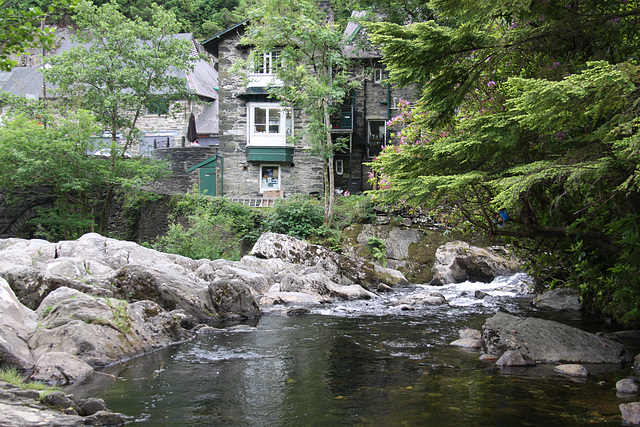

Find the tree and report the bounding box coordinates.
[43,0,196,232]
[0,104,170,240]
[243,0,359,227]
[0,0,73,71]
[366,1,640,325]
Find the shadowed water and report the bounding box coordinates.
[68,274,635,426]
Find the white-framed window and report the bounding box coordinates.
[248,103,292,146]
[368,120,386,146]
[373,68,384,84]
[260,165,280,193]
[253,49,281,75]
[335,159,344,175]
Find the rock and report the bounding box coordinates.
[479,354,499,362]
[554,364,588,377]
[451,329,482,348]
[29,286,190,367]
[482,312,631,364]
[31,352,94,386]
[617,378,640,395]
[532,288,582,311]
[43,391,82,414]
[111,263,220,323]
[620,402,640,425]
[475,290,488,299]
[77,398,109,416]
[251,232,409,291]
[0,278,36,370]
[0,381,126,426]
[341,224,450,284]
[430,241,522,285]
[287,307,311,315]
[394,292,448,308]
[208,279,261,320]
[496,350,536,366]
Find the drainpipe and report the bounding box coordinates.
[217,152,224,197]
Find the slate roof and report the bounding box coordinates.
[0,33,218,100]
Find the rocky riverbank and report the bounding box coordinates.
[2,232,640,424]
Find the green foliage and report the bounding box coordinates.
[367,236,386,267]
[366,1,640,326]
[41,0,196,233]
[153,193,262,260]
[332,194,376,231]
[263,195,324,240]
[0,105,170,241]
[0,0,74,71]
[0,366,60,396]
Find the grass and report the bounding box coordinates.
[0,366,61,397]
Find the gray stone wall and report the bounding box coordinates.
[150,146,220,194]
[216,29,324,198]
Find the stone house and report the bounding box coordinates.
[197,16,417,199]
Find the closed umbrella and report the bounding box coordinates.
[187,112,198,145]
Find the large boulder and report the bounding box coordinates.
[29,286,190,368]
[341,224,451,283]
[31,352,94,386]
[251,232,409,291]
[430,241,522,285]
[482,312,632,364]
[0,278,36,369]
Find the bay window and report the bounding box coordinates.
[249,103,292,146]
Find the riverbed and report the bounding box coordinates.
[68,274,636,426]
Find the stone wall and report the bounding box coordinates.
[149,146,219,194]
[216,27,326,198]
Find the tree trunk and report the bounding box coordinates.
[323,100,335,228]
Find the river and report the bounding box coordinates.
[68,273,636,426]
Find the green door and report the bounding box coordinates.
[199,167,217,196]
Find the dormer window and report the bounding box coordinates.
[253,50,281,75]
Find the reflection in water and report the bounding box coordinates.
[68,275,632,426]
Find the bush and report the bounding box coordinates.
[153,193,262,260]
[332,194,376,230]
[263,195,324,240]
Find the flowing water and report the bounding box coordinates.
[69,274,637,426]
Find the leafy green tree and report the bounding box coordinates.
[0,106,170,240]
[366,1,640,325]
[243,0,359,227]
[0,0,73,71]
[43,0,196,232]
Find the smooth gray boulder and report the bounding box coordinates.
[29,286,189,368]
[31,352,94,386]
[532,288,582,311]
[496,349,536,366]
[554,364,588,377]
[430,241,522,285]
[394,292,448,308]
[482,312,631,364]
[451,329,482,348]
[0,278,36,370]
[617,378,640,395]
[620,402,640,425]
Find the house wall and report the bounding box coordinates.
[334,62,418,193]
[216,29,324,198]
